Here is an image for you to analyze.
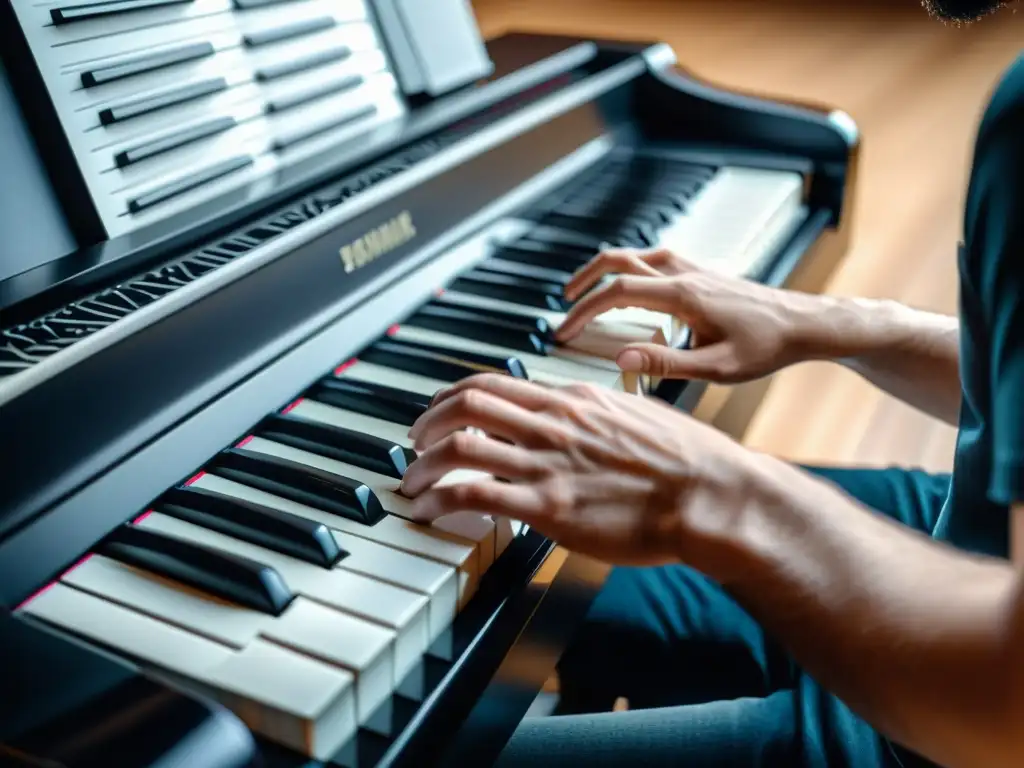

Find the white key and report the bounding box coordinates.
[263,597,394,725]
[655,168,805,279]
[340,360,447,398]
[201,637,358,761]
[241,436,497,571]
[493,517,521,557]
[63,555,395,725]
[190,473,481,609]
[291,399,414,447]
[64,554,266,648]
[19,583,357,760]
[138,511,429,683]
[334,533,458,644]
[390,325,624,388]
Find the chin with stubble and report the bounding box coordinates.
[921,0,1013,22]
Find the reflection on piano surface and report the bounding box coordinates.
[0,2,859,765]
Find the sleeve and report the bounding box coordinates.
[967,83,1024,504]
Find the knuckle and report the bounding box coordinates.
[443,430,479,460]
[567,382,603,401]
[539,476,576,518]
[456,387,489,415]
[449,480,497,509]
[605,276,627,296]
[547,423,580,453]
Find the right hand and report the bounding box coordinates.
[556,247,825,384]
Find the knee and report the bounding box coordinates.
[557,564,721,674]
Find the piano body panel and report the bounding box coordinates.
[0,611,257,768]
[428,550,612,768]
[0,7,104,247]
[0,28,858,768]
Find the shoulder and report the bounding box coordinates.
[976,54,1024,145]
[963,54,1024,270]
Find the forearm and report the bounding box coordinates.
[692,459,1024,768]
[791,295,962,425]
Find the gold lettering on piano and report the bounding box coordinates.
[339,211,417,273]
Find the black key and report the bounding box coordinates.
[450,270,570,312]
[361,337,528,382]
[406,305,550,355]
[491,244,590,274]
[475,257,573,284]
[255,46,351,82]
[258,412,416,480]
[98,522,294,615]
[266,75,362,113]
[551,202,665,231]
[430,297,554,338]
[128,155,253,214]
[209,447,386,525]
[539,214,655,249]
[114,116,235,168]
[571,186,687,213]
[100,78,227,125]
[157,485,343,568]
[244,16,336,46]
[52,0,191,25]
[81,42,213,88]
[520,225,605,252]
[307,379,430,427]
[271,104,376,152]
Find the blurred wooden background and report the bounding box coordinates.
[471,0,1023,473]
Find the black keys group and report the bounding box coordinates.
[93,375,433,624]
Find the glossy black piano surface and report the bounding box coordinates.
[0,19,858,768]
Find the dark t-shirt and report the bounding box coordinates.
[933,52,1024,556]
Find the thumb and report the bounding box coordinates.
[616,342,735,381]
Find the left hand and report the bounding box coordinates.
[400,373,767,568]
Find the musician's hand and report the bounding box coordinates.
[400,374,766,569]
[557,247,824,384]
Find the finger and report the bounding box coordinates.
[556,275,691,341]
[643,248,699,275]
[409,386,572,451]
[423,372,568,417]
[564,248,662,301]
[409,479,548,525]
[400,431,546,496]
[616,341,738,381]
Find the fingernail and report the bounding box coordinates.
[617,349,647,371]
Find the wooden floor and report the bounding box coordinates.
[472,0,1023,471]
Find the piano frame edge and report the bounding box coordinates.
[377,538,612,768]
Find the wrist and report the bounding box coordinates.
[676,449,848,585]
[785,293,908,362]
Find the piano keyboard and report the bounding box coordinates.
[14,148,807,760]
[8,0,404,236]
